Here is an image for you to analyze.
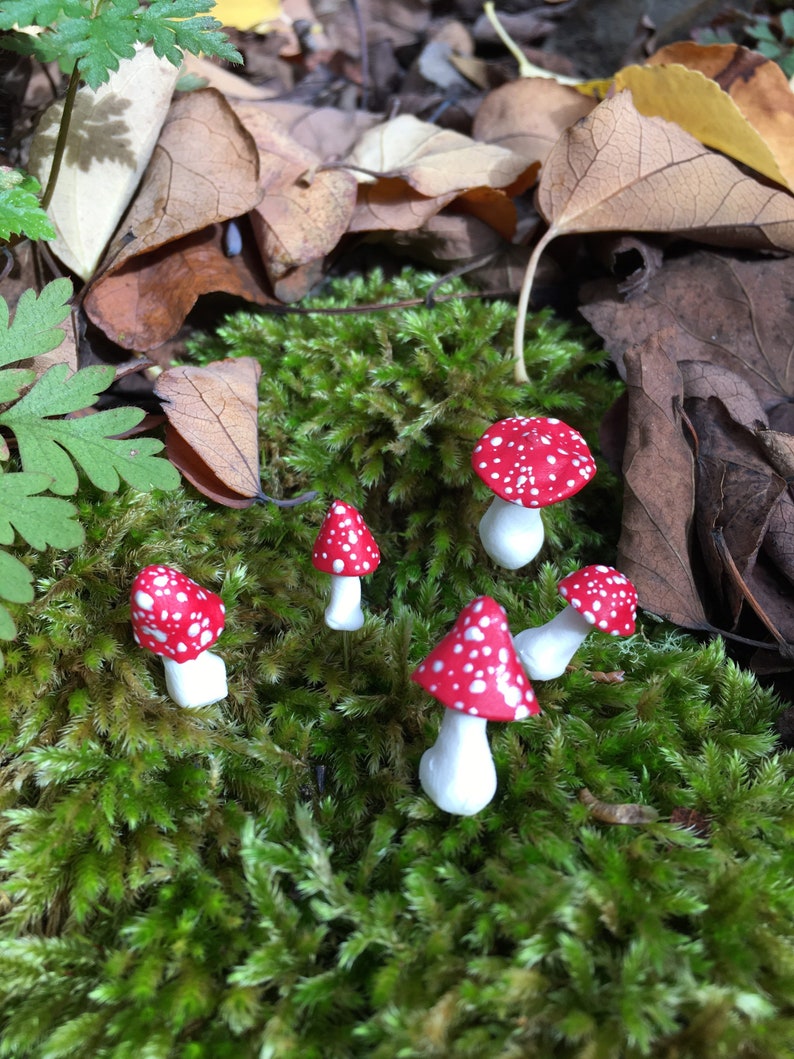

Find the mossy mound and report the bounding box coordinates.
[1,272,792,1058]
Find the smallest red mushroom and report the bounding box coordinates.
[513,564,638,680]
[131,565,227,708]
[472,416,596,569]
[311,500,381,630]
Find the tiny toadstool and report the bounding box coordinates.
[131,565,227,708]
[412,596,540,816]
[471,416,596,569]
[312,500,381,630]
[513,564,638,680]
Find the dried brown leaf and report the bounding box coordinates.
[84,89,263,348]
[579,788,659,825]
[83,223,276,351]
[618,330,708,630]
[345,113,532,197]
[472,77,594,169]
[233,103,357,295]
[154,357,263,506]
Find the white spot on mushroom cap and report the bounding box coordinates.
[134,590,154,610]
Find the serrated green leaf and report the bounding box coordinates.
[0,604,14,640]
[0,169,56,242]
[0,364,180,494]
[0,279,72,369]
[0,549,34,605]
[1,0,240,90]
[0,472,83,550]
[0,369,36,405]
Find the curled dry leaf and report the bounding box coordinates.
[513,90,794,381]
[345,113,534,197]
[154,357,263,508]
[84,88,262,349]
[582,250,794,667]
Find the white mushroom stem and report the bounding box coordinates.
[162,650,228,708]
[513,605,592,680]
[419,709,498,816]
[325,574,364,631]
[478,496,545,570]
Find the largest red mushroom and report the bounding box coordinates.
[412,596,540,815]
[472,416,596,569]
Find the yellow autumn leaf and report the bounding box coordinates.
[615,64,789,192]
[204,0,282,32]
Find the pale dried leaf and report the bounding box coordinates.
[345,113,531,197]
[29,46,179,280]
[472,78,595,166]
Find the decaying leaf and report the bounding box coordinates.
[154,357,316,509]
[84,89,263,348]
[513,90,794,380]
[618,330,709,631]
[29,46,180,279]
[232,104,357,300]
[345,113,533,197]
[579,788,659,825]
[582,250,794,666]
[154,357,263,507]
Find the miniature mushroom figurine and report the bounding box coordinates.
[412,596,540,816]
[131,565,227,708]
[471,416,596,569]
[312,500,381,631]
[513,564,638,680]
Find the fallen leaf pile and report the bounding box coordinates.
[7,2,794,673]
[582,252,794,669]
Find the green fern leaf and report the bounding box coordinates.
[0,471,83,550]
[0,279,72,369]
[0,0,240,90]
[0,364,181,494]
[0,169,56,242]
[0,548,35,647]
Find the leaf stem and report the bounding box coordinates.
[513,227,554,384]
[40,63,81,212]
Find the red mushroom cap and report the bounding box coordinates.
[312,500,381,577]
[131,565,226,662]
[558,564,638,636]
[472,416,596,508]
[412,596,540,721]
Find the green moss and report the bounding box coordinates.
[0,271,792,1058]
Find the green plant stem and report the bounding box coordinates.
[40,63,81,212]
